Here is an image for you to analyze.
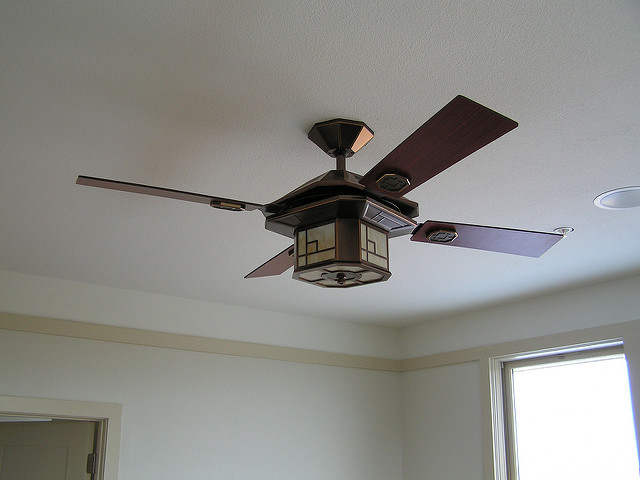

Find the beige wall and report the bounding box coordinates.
[0,329,403,480]
[402,362,483,480]
[2,271,639,479]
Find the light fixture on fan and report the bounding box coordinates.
[293,219,390,287]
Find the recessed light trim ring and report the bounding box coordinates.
[594,186,640,210]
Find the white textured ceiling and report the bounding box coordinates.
[1,1,639,326]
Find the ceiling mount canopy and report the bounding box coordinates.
[76,96,563,288]
[308,119,374,171]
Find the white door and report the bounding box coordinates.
[0,419,96,480]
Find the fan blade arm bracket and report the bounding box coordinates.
[210,200,247,212]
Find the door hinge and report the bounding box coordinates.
[86,452,97,475]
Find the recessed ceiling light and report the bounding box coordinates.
[594,186,640,210]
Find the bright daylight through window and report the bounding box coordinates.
[498,345,640,480]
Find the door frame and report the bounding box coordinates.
[0,396,121,480]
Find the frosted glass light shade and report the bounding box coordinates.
[293,219,390,288]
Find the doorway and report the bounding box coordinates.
[0,396,121,480]
[0,418,101,480]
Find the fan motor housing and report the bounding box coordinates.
[263,169,418,287]
[268,194,417,287]
[265,194,417,239]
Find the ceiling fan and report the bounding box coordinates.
[77,95,562,288]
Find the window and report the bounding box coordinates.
[492,344,640,480]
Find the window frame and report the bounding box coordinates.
[489,340,627,480]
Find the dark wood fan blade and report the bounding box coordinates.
[359,96,518,197]
[76,175,266,212]
[245,245,295,278]
[411,221,562,257]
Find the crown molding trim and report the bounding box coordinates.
[3,311,639,373]
[0,312,401,372]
